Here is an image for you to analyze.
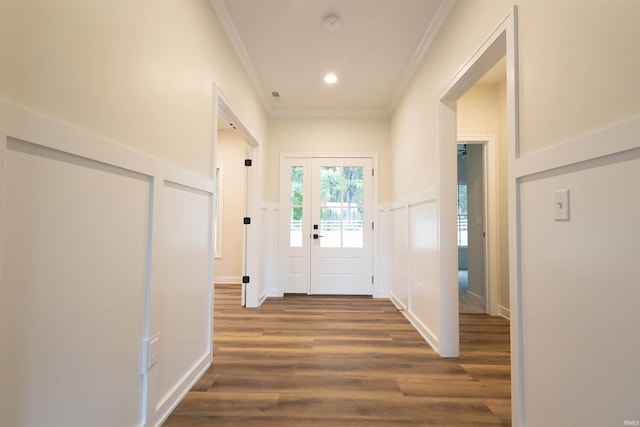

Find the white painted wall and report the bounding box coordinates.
[519,150,640,426]
[390,207,410,310]
[0,104,216,427]
[389,0,640,424]
[0,0,267,176]
[215,130,246,284]
[266,116,390,204]
[0,1,268,426]
[1,135,149,427]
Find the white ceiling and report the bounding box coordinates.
[211,0,456,117]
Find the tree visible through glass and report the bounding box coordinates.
[320,166,364,248]
[290,166,303,247]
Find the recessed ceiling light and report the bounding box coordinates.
[324,73,338,84]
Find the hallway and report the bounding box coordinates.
[164,285,511,426]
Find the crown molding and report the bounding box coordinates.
[209,0,272,113]
[269,109,389,119]
[387,0,456,113]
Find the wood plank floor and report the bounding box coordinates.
[163,284,511,426]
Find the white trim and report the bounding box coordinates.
[465,291,485,307]
[280,151,379,160]
[270,109,389,119]
[391,186,437,211]
[399,302,440,352]
[436,5,521,420]
[215,88,264,309]
[499,305,511,320]
[388,0,456,112]
[151,354,211,427]
[209,1,271,113]
[214,164,224,259]
[389,293,407,312]
[1,100,216,427]
[217,89,261,149]
[507,118,640,426]
[514,114,640,179]
[0,103,213,193]
[374,207,391,298]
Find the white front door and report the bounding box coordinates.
[279,156,374,295]
[310,158,373,294]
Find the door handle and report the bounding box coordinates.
[313,234,323,239]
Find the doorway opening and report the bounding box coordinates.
[214,92,261,307]
[457,142,488,314]
[215,116,251,305]
[437,8,518,364]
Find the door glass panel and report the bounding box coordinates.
[290,166,303,247]
[343,207,364,248]
[320,166,342,205]
[319,166,364,248]
[342,167,363,205]
[320,207,341,248]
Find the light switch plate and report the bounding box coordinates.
[147,334,160,369]
[554,189,570,221]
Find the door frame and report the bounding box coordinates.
[277,152,380,297]
[215,88,262,307]
[436,5,521,423]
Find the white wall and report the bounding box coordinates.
[214,130,246,284]
[266,116,390,204]
[519,146,640,426]
[0,0,267,176]
[1,132,150,427]
[0,1,268,426]
[389,0,640,424]
[0,104,215,427]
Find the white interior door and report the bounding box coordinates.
[310,158,373,295]
[279,156,374,295]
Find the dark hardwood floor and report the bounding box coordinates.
[163,284,511,426]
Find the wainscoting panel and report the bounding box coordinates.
[154,181,213,414]
[407,199,440,347]
[514,116,640,426]
[388,189,441,353]
[0,101,215,427]
[389,206,409,309]
[265,205,280,297]
[519,150,640,426]
[1,137,150,427]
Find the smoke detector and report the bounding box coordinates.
[324,15,340,30]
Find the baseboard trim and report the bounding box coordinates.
[151,353,211,427]
[214,276,241,285]
[402,309,440,354]
[389,292,407,312]
[498,305,510,320]
[466,291,485,308]
[390,293,440,354]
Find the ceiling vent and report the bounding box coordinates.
[324,15,340,30]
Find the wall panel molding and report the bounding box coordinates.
[514,117,640,425]
[0,101,215,427]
